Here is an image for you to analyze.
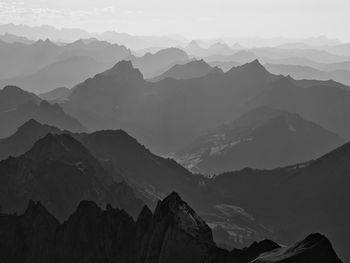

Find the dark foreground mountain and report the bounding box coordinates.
[0,192,341,263]
[253,234,342,263]
[0,86,85,138]
[151,59,223,82]
[0,133,143,220]
[177,107,344,174]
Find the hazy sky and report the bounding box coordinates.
[0,0,349,41]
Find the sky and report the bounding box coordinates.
[0,0,349,41]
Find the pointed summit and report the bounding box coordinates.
[102,60,144,80]
[227,59,271,79]
[154,192,214,245]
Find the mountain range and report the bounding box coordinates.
[61,59,350,154]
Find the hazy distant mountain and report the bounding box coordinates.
[130,47,189,78]
[151,59,223,81]
[184,40,241,57]
[243,76,350,139]
[0,38,131,90]
[177,107,344,174]
[39,87,71,101]
[0,56,112,94]
[0,86,85,137]
[0,33,34,44]
[208,61,242,72]
[205,50,257,63]
[321,61,350,71]
[0,23,93,42]
[253,47,349,64]
[265,63,350,86]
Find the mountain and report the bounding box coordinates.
[243,76,350,139]
[322,61,350,71]
[0,133,143,220]
[64,60,146,131]
[0,119,62,160]
[130,48,189,78]
[205,50,258,63]
[0,85,39,111]
[251,47,348,64]
[0,38,131,89]
[0,192,341,263]
[265,63,350,86]
[39,87,71,101]
[177,107,344,174]
[0,86,86,138]
[208,61,242,72]
[0,23,184,50]
[253,234,342,263]
[0,56,111,94]
[0,33,34,44]
[151,59,223,81]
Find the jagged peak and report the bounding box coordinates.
[154,192,214,245]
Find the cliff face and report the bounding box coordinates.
[0,193,342,263]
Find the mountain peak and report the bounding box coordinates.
[154,192,214,245]
[227,59,270,77]
[102,60,144,80]
[25,133,89,162]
